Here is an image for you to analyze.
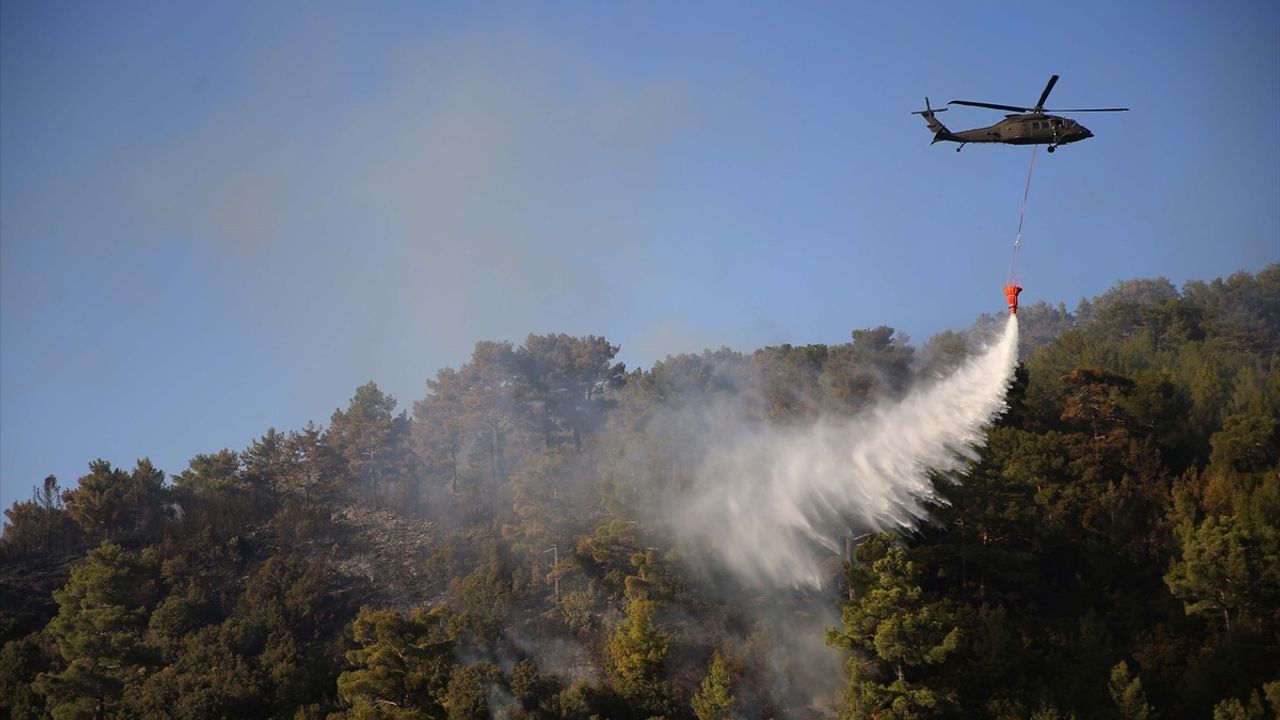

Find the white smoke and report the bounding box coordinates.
[677,314,1020,589]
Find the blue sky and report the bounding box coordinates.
[2,1,1277,510]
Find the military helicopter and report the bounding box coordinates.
[913,75,1127,152]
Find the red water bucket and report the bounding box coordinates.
[1004,285,1023,314]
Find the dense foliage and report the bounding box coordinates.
[3,266,1278,719]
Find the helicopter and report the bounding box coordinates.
[913,75,1127,152]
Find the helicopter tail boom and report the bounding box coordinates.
[912,98,957,144]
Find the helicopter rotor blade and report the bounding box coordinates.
[1035,75,1059,111]
[947,100,1030,113]
[1042,107,1130,113]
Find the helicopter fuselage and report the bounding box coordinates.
[950,113,1093,146]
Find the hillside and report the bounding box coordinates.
[2,265,1278,720]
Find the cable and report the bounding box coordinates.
[1007,145,1038,286]
[1003,144,1034,311]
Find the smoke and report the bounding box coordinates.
[675,314,1020,590]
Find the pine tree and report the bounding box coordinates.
[442,662,503,720]
[691,649,734,720]
[1109,661,1152,720]
[828,535,960,719]
[62,460,167,544]
[606,597,669,708]
[336,605,454,719]
[34,541,158,718]
[329,382,416,506]
[1164,515,1252,634]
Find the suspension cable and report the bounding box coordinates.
[1007,145,1038,286]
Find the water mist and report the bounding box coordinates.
[677,314,1021,590]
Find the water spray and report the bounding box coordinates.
[678,314,1021,589]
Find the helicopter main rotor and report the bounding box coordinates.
[948,75,1128,115]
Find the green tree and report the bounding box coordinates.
[127,625,264,720]
[413,367,470,496]
[442,662,503,720]
[240,554,341,641]
[146,591,210,663]
[1211,692,1269,720]
[691,649,734,720]
[516,333,625,451]
[413,342,535,520]
[61,459,167,545]
[578,518,645,592]
[34,541,159,719]
[336,606,455,719]
[509,449,574,564]
[2,475,80,558]
[510,658,561,717]
[1202,414,1278,515]
[1165,515,1253,633]
[828,535,960,719]
[0,632,54,719]
[1079,277,1179,331]
[1109,661,1152,720]
[280,423,347,502]
[172,449,245,494]
[916,330,974,380]
[823,326,915,409]
[747,342,829,417]
[242,427,294,495]
[169,450,275,549]
[235,554,350,715]
[329,382,417,506]
[448,566,511,648]
[606,597,669,707]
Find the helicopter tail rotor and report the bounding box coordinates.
[910,97,948,116]
[912,97,954,141]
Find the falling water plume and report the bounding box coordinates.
[679,314,1021,589]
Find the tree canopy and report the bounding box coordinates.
[2,265,1278,719]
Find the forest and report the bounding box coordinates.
[2,265,1277,720]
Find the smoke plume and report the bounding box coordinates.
[677,314,1020,589]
